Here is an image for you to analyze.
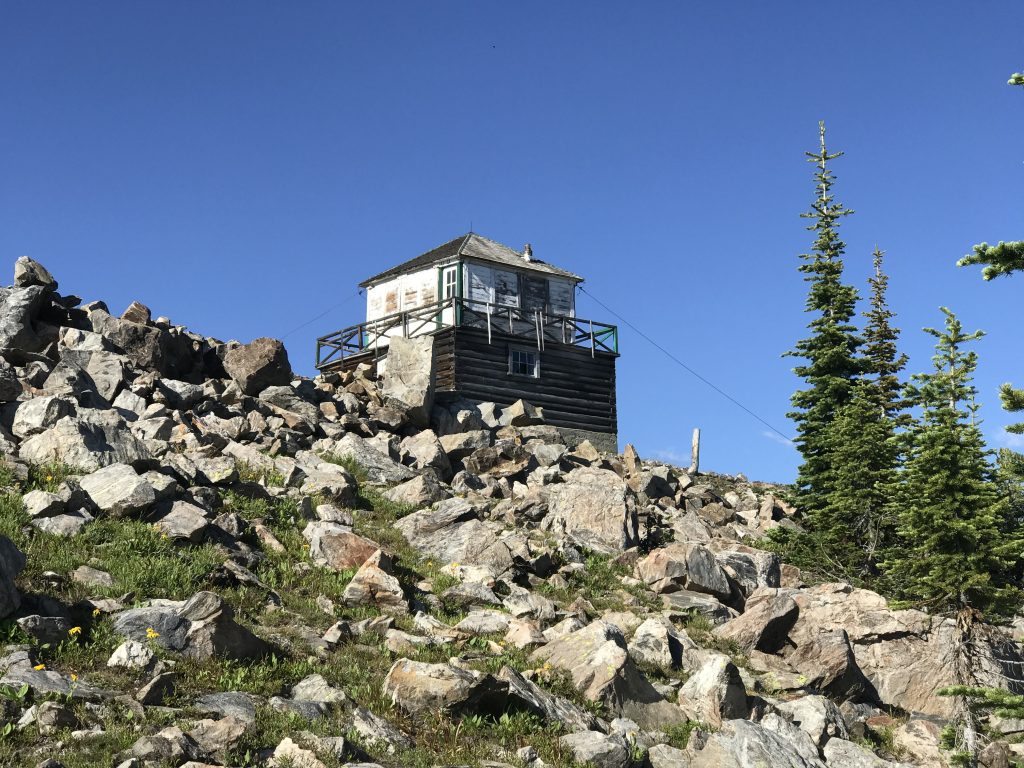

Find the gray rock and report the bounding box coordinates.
[350,705,414,753]
[35,700,79,735]
[260,385,320,430]
[776,694,849,748]
[438,430,493,463]
[14,256,57,289]
[688,719,826,768]
[17,615,73,646]
[713,590,799,653]
[383,473,451,507]
[11,396,74,439]
[19,410,150,472]
[0,285,46,355]
[331,434,414,485]
[194,691,264,723]
[543,467,639,552]
[394,498,515,575]
[647,744,690,768]
[121,301,152,324]
[822,739,914,768]
[221,337,292,396]
[501,399,545,427]
[153,501,209,543]
[498,665,598,733]
[0,649,106,701]
[0,359,20,402]
[399,429,451,478]
[22,489,65,519]
[291,674,348,705]
[30,511,93,536]
[304,522,381,571]
[677,653,749,728]
[382,335,434,427]
[558,731,631,768]
[187,715,249,757]
[628,616,697,671]
[107,640,155,670]
[382,658,507,716]
[342,550,408,614]
[636,542,732,600]
[530,620,684,729]
[79,463,156,516]
[71,564,114,588]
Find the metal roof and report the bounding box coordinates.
[359,233,584,287]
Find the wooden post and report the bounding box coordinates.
[688,428,700,475]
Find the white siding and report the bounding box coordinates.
[364,266,440,347]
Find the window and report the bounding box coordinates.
[443,267,458,299]
[509,347,539,377]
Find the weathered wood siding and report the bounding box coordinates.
[436,326,616,435]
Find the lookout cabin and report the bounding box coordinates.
[316,233,619,450]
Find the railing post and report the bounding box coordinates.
[486,302,492,345]
[590,320,595,358]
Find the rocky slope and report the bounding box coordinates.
[0,256,1019,768]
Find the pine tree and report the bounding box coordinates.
[862,248,910,423]
[810,249,908,579]
[786,122,863,525]
[883,307,1019,616]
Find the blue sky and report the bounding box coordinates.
[2,2,1021,482]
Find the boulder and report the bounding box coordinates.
[787,583,1010,717]
[688,719,825,768]
[383,473,450,507]
[22,489,65,519]
[221,337,292,396]
[14,256,57,289]
[330,433,415,485]
[628,616,697,671]
[382,335,434,427]
[0,359,20,402]
[394,498,515,574]
[712,590,798,653]
[677,653,749,727]
[822,738,914,767]
[153,501,210,543]
[785,627,872,700]
[497,665,598,733]
[78,463,156,516]
[304,523,381,571]
[558,731,631,768]
[0,285,46,355]
[341,550,408,614]
[11,395,74,438]
[382,659,507,716]
[530,620,684,729]
[112,592,270,660]
[543,467,639,552]
[636,542,732,600]
[19,410,150,471]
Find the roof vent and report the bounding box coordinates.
[522,243,533,262]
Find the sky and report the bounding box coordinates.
[2,2,1022,482]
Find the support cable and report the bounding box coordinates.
[577,285,793,444]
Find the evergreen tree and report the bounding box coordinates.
[883,307,1019,616]
[862,248,910,422]
[786,122,863,525]
[815,248,908,579]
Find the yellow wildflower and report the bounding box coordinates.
[33,663,45,671]
[45,475,53,482]
[70,673,78,682]
[145,627,160,640]
[92,607,101,618]
[68,626,82,637]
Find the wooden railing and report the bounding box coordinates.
[315,296,618,369]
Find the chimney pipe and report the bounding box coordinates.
[523,243,533,262]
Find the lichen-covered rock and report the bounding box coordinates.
[383,659,507,716]
[530,620,684,729]
[677,653,748,727]
[19,410,150,471]
[382,335,434,427]
[221,337,293,396]
[543,467,639,552]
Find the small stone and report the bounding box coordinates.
[71,565,114,588]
